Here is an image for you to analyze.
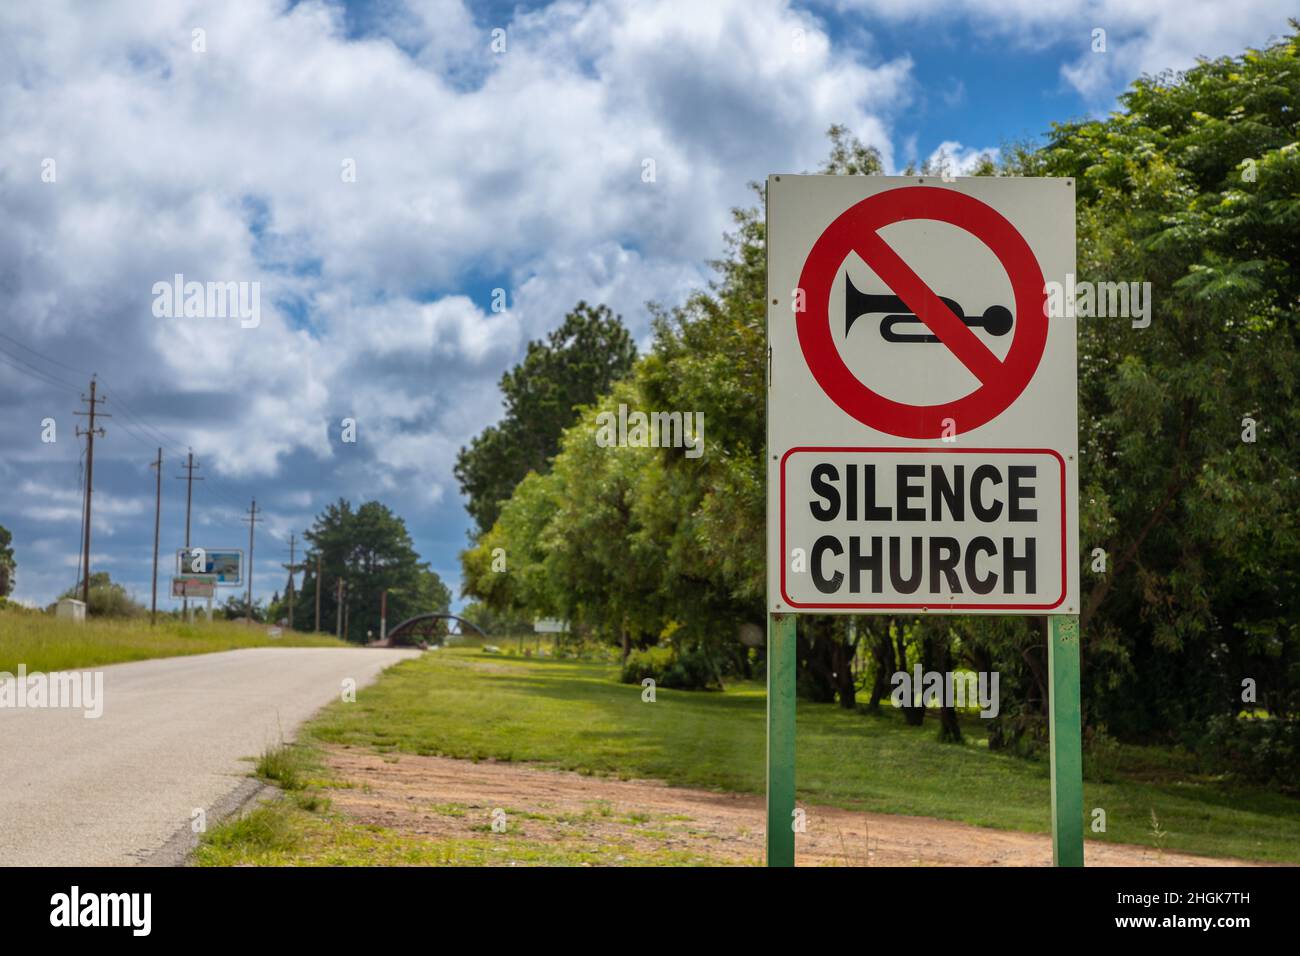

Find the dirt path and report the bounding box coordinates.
[323,746,1260,867]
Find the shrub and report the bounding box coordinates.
[56,572,144,618]
[1083,723,1122,782]
[1199,714,1300,791]
[620,644,717,690]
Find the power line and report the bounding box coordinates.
[0,330,93,378]
[0,348,83,395]
[2,328,301,593]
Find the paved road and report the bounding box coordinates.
[0,646,418,866]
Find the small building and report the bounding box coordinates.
[56,598,86,623]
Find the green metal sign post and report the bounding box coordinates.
[1048,614,1084,866]
[766,613,1085,867]
[765,613,797,867]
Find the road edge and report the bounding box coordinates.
[141,775,281,867]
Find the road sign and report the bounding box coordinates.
[176,548,242,585]
[171,574,216,598]
[767,176,1078,615]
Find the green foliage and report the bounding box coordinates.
[458,600,532,637]
[256,743,311,791]
[295,499,450,642]
[307,646,1300,862]
[200,802,300,855]
[1199,714,1300,790]
[454,302,637,534]
[0,610,346,674]
[1083,724,1123,783]
[1033,28,1300,735]
[620,644,718,691]
[463,31,1300,765]
[58,571,144,618]
[0,524,14,597]
[219,595,266,622]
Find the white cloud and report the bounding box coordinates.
[829,0,1295,101]
[926,140,1000,176]
[11,0,1284,605]
[0,0,919,603]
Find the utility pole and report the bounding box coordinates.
[174,451,203,617]
[282,533,296,630]
[74,377,109,606]
[314,552,322,633]
[335,577,344,640]
[149,448,162,624]
[243,499,260,625]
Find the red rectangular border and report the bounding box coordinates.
[779,446,1068,611]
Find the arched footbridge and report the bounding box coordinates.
[379,612,487,648]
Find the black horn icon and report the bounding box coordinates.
[845,274,1013,343]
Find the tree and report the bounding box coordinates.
[460,30,1300,774]
[58,572,143,618]
[1028,28,1300,736]
[295,499,450,642]
[0,524,14,597]
[455,302,636,533]
[219,595,266,622]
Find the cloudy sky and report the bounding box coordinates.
[0,0,1292,612]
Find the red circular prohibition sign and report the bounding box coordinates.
[796,186,1047,439]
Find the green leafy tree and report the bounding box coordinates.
[1029,28,1300,735]
[58,572,144,618]
[0,524,14,597]
[295,499,451,642]
[219,594,266,622]
[461,31,1300,768]
[454,302,636,533]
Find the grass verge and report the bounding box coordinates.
[292,647,1300,864]
[0,610,348,673]
[197,740,727,866]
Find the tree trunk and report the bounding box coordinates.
[797,617,838,703]
[896,626,924,726]
[832,633,856,709]
[931,632,962,743]
[866,624,896,714]
[970,644,1003,749]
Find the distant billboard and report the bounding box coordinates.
[176,548,243,585]
[172,574,216,598]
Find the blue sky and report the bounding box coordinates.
[0,0,1293,617]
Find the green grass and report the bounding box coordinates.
[0,610,348,673]
[255,742,315,791]
[198,739,728,866]
[196,800,730,866]
[301,646,1300,864]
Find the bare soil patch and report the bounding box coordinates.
[322,746,1261,867]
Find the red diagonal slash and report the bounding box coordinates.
[855,228,1003,386]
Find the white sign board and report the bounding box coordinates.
[176,548,243,585]
[766,175,1078,615]
[172,574,217,599]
